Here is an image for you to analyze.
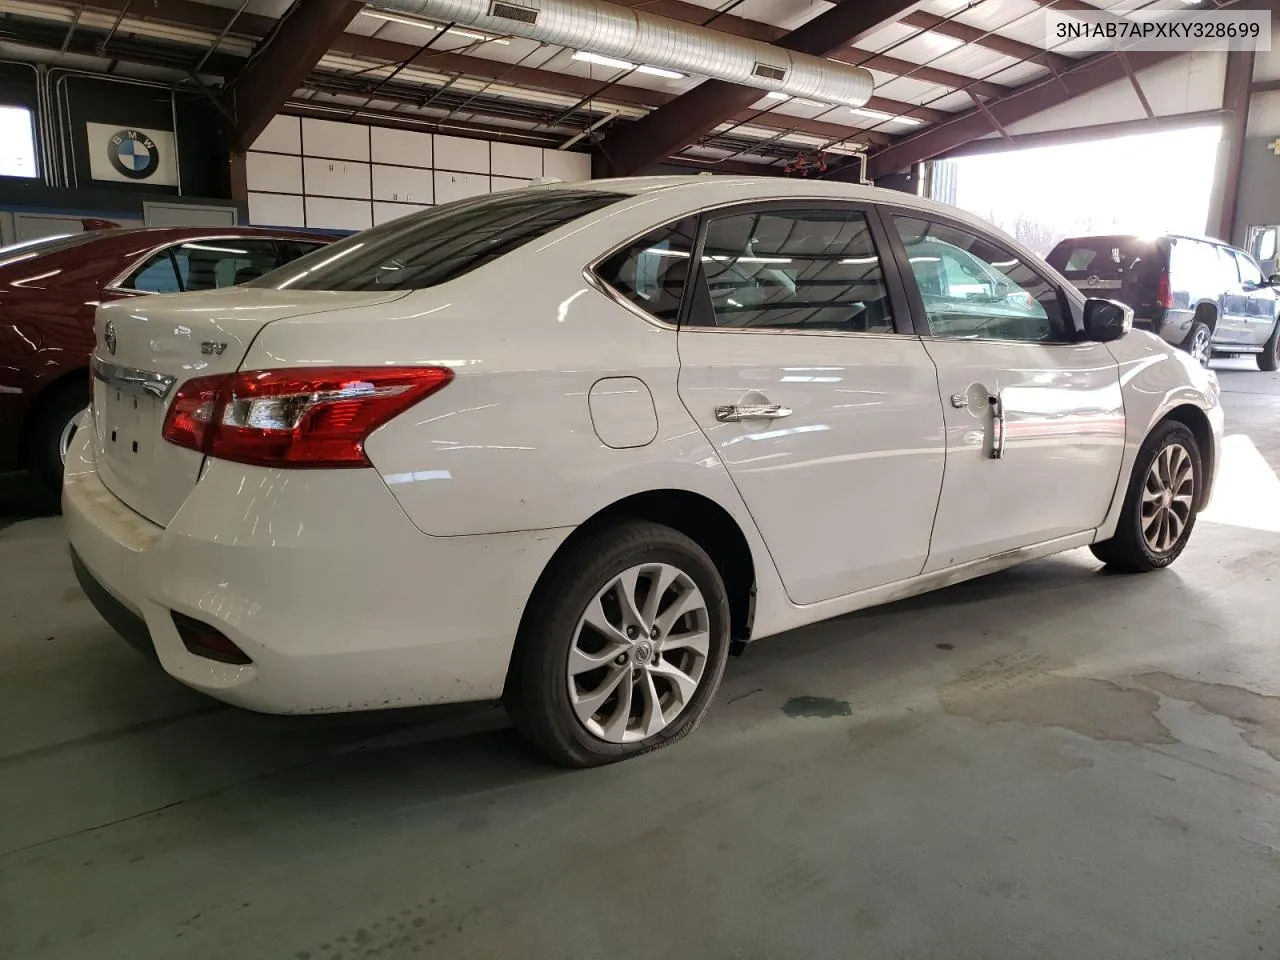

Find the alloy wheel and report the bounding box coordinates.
[1189,327,1212,366]
[566,562,710,743]
[1141,443,1195,554]
[57,410,85,464]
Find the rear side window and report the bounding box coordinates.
[255,190,624,292]
[595,217,698,324]
[687,207,897,333]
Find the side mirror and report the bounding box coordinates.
[1082,298,1132,342]
[1269,273,1280,287]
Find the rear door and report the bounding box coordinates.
[1216,244,1254,344]
[890,213,1126,569]
[668,201,946,604]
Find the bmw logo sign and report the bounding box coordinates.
[108,129,160,180]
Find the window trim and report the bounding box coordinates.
[880,205,1080,345]
[586,198,916,339]
[104,234,283,295]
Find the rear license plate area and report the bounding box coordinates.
[96,386,157,466]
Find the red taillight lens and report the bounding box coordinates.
[1157,270,1173,309]
[162,373,230,452]
[161,366,452,468]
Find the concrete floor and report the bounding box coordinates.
[2,361,1278,960]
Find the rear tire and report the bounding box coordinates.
[26,384,89,498]
[1182,321,1212,366]
[1259,320,1279,372]
[506,520,731,768]
[1090,420,1201,573]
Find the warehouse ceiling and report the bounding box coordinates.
[0,0,1248,178]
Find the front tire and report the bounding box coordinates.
[1182,321,1212,367]
[1259,320,1279,372]
[1090,420,1201,572]
[507,520,731,768]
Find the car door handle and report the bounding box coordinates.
[715,403,793,422]
[989,393,1005,460]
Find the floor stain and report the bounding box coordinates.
[783,696,852,719]
[940,651,1175,745]
[1136,672,1280,762]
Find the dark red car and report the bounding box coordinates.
[0,226,331,492]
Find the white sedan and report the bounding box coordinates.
[65,177,1222,766]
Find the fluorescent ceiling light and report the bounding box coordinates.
[636,64,684,80]
[572,51,684,79]
[851,107,924,126]
[765,91,790,100]
[363,9,509,43]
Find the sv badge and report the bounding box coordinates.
[201,341,229,356]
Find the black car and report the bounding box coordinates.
[1047,233,1280,370]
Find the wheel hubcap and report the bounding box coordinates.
[1141,443,1195,554]
[567,562,710,744]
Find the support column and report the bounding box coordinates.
[1211,49,1255,242]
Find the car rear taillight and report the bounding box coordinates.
[1157,270,1173,309]
[161,366,452,468]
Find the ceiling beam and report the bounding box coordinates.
[221,0,363,151]
[594,0,924,177]
[862,48,1182,178]
[899,10,1074,73]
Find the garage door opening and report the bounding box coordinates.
[928,125,1223,255]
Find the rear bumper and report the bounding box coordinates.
[63,429,570,714]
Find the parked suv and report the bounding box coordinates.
[0,227,330,493]
[1046,233,1280,370]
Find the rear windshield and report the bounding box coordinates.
[1046,237,1155,277]
[252,189,625,292]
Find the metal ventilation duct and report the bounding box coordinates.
[369,0,874,108]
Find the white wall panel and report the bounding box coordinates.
[305,197,372,231]
[435,135,490,173]
[491,142,542,178]
[373,164,433,204]
[435,170,490,203]
[371,127,433,168]
[303,157,371,199]
[1248,91,1280,139]
[246,152,303,194]
[248,192,305,228]
[374,201,430,225]
[302,117,370,162]
[253,115,300,154]
[543,150,591,182]
[491,176,532,191]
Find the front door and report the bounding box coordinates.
[888,213,1126,570]
[1232,249,1279,348]
[674,203,946,604]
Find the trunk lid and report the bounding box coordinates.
[91,288,409,526]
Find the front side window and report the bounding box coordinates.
[687,207,896,333]
[894,216,1067,343]
[594,217,698,324]
[253,189,624,292]
[1234,250,1264,287]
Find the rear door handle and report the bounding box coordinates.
[715,403,793,422]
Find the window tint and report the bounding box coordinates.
[687,208,896,333]
[253,189,624,292]
[128,251,183,293]
[595,217,697,324]
[1047,237,1152,279]
[1235,250,1264,287]
[895,216,1066,342]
